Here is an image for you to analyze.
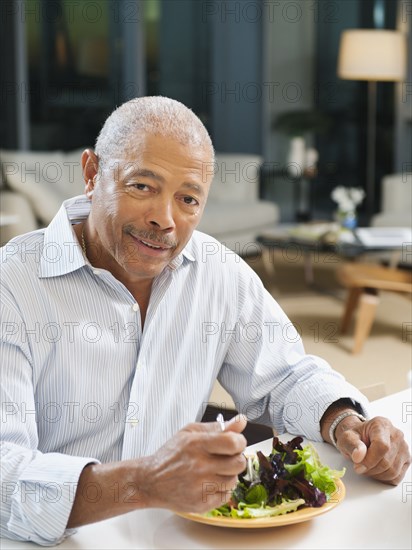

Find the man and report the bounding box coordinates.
[1,97,410,545]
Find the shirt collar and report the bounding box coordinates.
[38,195,195,278]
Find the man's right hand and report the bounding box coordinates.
[67,415,247,528]
[140,414,248,513]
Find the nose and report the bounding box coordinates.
[146,196,176,231]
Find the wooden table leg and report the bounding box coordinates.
[352,292,379,354]
[341,287,362,334]
[303,251,314,285]
[261,246,276,278]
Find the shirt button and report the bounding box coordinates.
[93,269,100,275]
[132,303,139,312]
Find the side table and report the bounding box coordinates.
[337,262,412,353]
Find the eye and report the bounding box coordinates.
[131,183,150,191]
[181,196,199,206]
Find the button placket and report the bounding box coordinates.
[129,362,142,429]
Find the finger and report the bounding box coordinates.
[210,414,248,434]
[337,427,367,461]
[356,420,393,471]
[202,431,247,456]
[354,430,410,481]
[351,441,368,464]
[184,414,247,435]
[355,453,402,481]
[181,425,247,455]
[181,415,247,455]
[223,414,248,434]
[205,453,247,476]
[387,458,412,486]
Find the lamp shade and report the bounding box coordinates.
[338,29,406,81]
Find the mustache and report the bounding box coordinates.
[124,225,177,248]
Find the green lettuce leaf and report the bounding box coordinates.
[286,443,345,499]
[229,499,305,518]
[244,483,268,505]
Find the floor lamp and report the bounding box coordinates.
[337,29,406,221]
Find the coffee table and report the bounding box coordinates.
[256,224,409,285]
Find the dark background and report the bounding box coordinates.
[1,0,409,221]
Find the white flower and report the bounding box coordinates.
[331,186,365,211]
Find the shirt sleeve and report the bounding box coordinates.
[1,299,100,546]
[217,267,370,441]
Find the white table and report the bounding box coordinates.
[2,389,411,549]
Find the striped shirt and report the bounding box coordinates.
[1,195,369,545]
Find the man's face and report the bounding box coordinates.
[85,133,213,282]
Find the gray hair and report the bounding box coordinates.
[94,96,214,167]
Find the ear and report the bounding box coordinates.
[81,149,99,199]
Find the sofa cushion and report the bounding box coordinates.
[380,173,412,214]
[0,191,38,245]
[0,148,86,224]
[208,154,262,203]
[197,199,279,235]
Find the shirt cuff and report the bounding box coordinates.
[7,452,100,546]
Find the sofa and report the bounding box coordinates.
[370,172,412,229]
[0,148,86,244]
[0,149,280,251]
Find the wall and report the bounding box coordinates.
[262,0,316,221]
[208,0,263,153]
[264,0,316,164]
[395,0,412,173]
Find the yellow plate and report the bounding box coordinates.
[176,479,345,529]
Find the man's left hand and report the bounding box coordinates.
[335,415,411,485]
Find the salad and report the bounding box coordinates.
[208,436,345,519]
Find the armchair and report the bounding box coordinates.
[371,172,412,229]
[369,172,412,267]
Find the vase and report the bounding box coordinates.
[335,209,358,230]
[287,136,306,179]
